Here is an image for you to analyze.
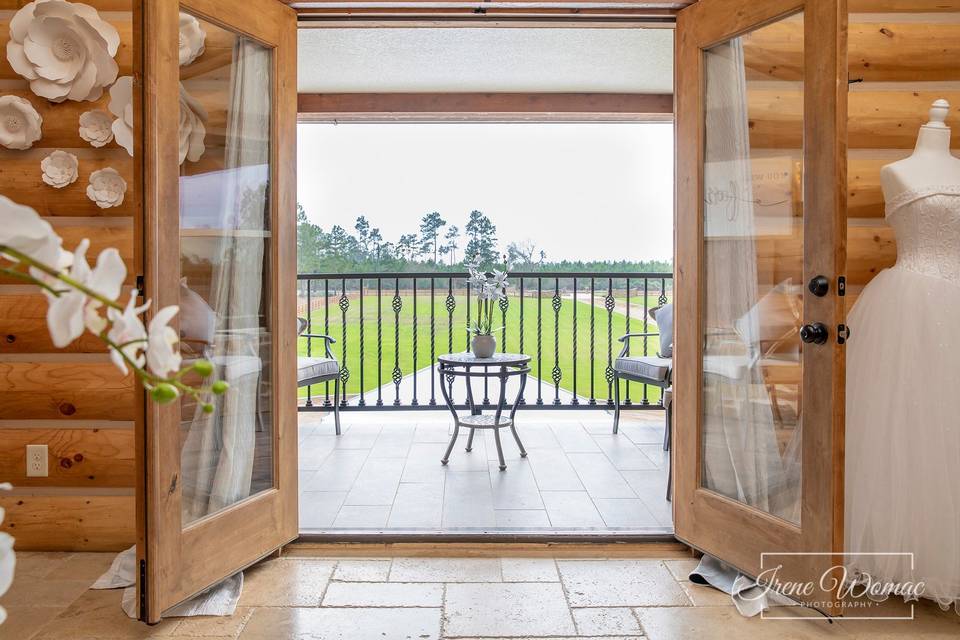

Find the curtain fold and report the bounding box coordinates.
[700,39,801,523]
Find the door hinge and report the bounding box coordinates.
[837,276,846,297]
[139,558,147,622]
[135,274,144,295]
[837,324,851,345]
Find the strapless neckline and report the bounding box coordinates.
[886,184,960,217]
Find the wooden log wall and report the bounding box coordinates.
[0,0,137,551]
[742,9,960,299]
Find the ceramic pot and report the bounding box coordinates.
[472,334,496,359]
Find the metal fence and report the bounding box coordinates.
[296,271,672,412]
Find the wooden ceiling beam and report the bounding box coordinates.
[298,92,674,121]
[282,0,691,20]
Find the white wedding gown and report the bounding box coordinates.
[845,184,960,608]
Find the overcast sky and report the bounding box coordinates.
[296,122,674,263]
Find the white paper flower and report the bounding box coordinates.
[0,195,66,270]
[178,84,207,164]
[78,109,113,147]
[0,482,14,628]
[107,75,133,156]
[40,150,78,188]
[86,167,126,209]
[107,291,149,375]
[147,305,182,378]
[6,0,120,103]
[178,12,206,67]
[0,95,42,150]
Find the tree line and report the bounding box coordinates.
[296,205,673,276]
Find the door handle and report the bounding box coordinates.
[799,322,829,345]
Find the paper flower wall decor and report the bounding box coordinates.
[178,12,206,67]
[107,75,133,156]
[41,150,78,188]
[0,95,42,150]
[179,84,207,165]
[6,0,121,103]
[78,109,113,147]
[86,167,126,209]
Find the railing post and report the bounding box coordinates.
[412,278,419,406]
[643,277,650,405]
[324,279,331,407]
[376,277,383,407]
[604,278,615,406]
[339,279,350,407]
[589,277,596,405]
[518,277,525,405]
[552,278,562,405]
[392,278,402,406]
[305,278,313,407]
[358,277,365,407]
[572,277,578,405]
[624,277,631,406]
[536,277,543,405]
[430,277,436,406]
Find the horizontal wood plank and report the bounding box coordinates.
[298,92,675,120]
[749,89,960,150]
[743,21,960,83]
[0,223,134,285]
[0,494,135,551]
[0,148,134,217]
[0,294,108,352]
[0,361,134,420]
[0,428,134,487]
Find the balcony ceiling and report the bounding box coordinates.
[298,27,674,94]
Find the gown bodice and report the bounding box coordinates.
[885,185,960,284]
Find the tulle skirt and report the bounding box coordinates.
[845,266,960,608]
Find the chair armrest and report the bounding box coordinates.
[617,332,660,343]
[300,333,337,360]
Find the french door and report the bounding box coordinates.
[140,0,298,622]
[674,0,847,612]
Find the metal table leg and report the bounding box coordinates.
[439,364,460,465]
[508,371,528,458]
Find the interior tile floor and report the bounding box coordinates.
[297,409,672,533]
[7,551,960,639]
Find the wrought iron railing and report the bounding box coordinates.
[296,271,672,412]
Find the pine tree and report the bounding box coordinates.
[464,210,498,267]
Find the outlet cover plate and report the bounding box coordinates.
[26,444,48,477]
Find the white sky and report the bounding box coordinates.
[296,122,674,263]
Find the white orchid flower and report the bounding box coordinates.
[107,292,149,375]
[0,482,13,627]
[146,305,182,378]
[0,195,67,270]
[491,269,509,290]
[44,239,126,348]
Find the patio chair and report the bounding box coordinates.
[612,304,673,499]
[297,317,342,435]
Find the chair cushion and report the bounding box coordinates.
[297,356,339,384]
[614,356,672,383]
[653,303,674,358]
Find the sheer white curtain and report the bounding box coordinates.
[181,39,272,523]
[700,39,800,523]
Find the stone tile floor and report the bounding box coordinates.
[5,552,960,639]
[298,409,672,533]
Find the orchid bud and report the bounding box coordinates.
[193,360,214,377]
[150,383,179,403]
[212,380,229,395]
[201,403,215,414]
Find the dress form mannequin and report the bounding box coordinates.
[880,99,960,201]
[845,97,960,609]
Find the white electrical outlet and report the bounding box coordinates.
[26,444,48,477]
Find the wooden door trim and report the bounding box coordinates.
[142,0,298,621]
[673,0,847,602]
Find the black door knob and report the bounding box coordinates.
[808,275,830,297]
[800,322,829,345]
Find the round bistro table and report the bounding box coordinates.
[437,352,531,471]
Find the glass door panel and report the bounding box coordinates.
[177,14,275,526]
[700,14,805,525]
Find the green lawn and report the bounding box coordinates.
[297,293,664,405]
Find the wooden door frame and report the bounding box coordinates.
[141,0,298,622]
[673,0,846,609]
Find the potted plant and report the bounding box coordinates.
[466,259,509,358]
